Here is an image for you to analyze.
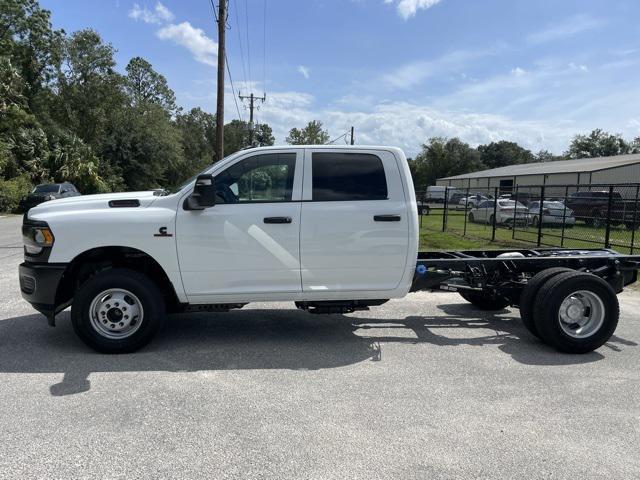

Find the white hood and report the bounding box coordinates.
[28,191,159,218]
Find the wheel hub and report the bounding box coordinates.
[89,289,144,339]
[558,290,605,339]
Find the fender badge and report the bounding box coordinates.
[154,226,173,237]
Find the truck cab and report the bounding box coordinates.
[19,146,419,352]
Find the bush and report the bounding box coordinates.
[0,175,32,213]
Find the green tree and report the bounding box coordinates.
[55,29,126,148]
[477,141,535,169]
[286,120,329,145]
[535,149,564,162]
[223,120,275,156]
[411,137,483,188]
[565,129,631,158]
[125,56,178,115]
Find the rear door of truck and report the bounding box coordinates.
[299,149,409,292]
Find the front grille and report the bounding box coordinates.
[20,275,35,295]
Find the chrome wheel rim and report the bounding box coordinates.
[558,290,605,339]
[89,289,144,340]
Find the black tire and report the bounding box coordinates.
[420,206,430,215]
[459,291,510,310]
[519,268,573,339]
[532,271,619,353]
[488,214,494,225]
[468,212,475,223]
[531,216,539,228]
[71,268,165,353]
[591,209,604,229]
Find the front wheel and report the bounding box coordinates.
[71,268,165,353]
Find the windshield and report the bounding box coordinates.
[33,184,60,194]
[498,200,526,208]
[164,152,244,194]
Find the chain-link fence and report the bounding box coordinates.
[417,183,640,253]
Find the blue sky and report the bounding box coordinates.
[41,0,640,156]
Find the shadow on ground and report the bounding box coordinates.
[0,302,635,396]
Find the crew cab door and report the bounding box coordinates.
[299,149,409,292]
[176,150,303,298]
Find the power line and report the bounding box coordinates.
[262,0,267,95]
[232,0,248,86]
[225,52,243,123]
[244,0,252,85]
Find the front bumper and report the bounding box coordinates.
[19,262,68,326]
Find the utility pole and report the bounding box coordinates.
[239,92,266,145]
[215,0,227,162]
[350,126,354,145]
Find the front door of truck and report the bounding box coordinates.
[176,150,303,299]
[299,149,409,293]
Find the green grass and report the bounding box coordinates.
[419,209,640,254]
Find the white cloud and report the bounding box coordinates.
[511,67,526,77]
[157,22,218,66]
[129,2,217,67]
[384,0,443,20]
[297,65,310,79]
[527,14,604,45]
[129,2,174,24]
[382,45,505,89]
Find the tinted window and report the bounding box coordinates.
[312,153,387,201]
[215,153,296,204]
[33,184,60,193]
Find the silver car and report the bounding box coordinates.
[528,201,576,227]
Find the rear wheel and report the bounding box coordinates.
[468,212,475,223]
[519,268,573,339]
[488,214,494,225]
[71,268,165,353]
[532,272,618,353]
[591,209,604,229]
[459,291,510,310]
[531,216,540,228]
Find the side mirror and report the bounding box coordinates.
[184,174,216,210]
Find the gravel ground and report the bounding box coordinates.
[1,215,639,480]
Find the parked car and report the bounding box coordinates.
[459,194,488,208]
[528,201,575,227]
[468,199,529,226]
[448,192,466,205]
[500,191,540,206]
[416,200,430,215]
[565,191,640,230]
[424,185,459,203]
[19,182,81,212]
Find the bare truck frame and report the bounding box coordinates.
[409,248,640,353]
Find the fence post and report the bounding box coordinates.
[491,187,498,242]
[537,185,545,247]
[560,185,569,248]
[442,187,448,232]
[462,186,469,236]
[511,186,518,238]
[631,185,639,254]
[604,185,614,249]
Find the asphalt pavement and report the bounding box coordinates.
[1,214,639,479]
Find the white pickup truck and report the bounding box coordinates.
[19,145,640,354]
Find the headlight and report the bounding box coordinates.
[22,222,54,256]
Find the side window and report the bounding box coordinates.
[477,201,489,208]
[311,152,387,201]
[215,153,296,204]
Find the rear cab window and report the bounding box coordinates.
[310,152,388,201]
